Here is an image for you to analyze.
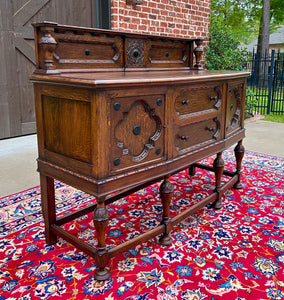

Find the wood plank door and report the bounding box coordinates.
[0,0,102,139]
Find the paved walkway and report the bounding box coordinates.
[244,119,284,157]
[0,120,283,198]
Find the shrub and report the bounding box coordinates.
[245,87,258,115]
[205,17,250,71]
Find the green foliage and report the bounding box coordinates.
[205,16,250,70]
[210,0,284,45]
[245,87,258,114]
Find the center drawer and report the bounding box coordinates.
[174,117,222,155]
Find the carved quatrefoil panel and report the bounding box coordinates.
[114,101,162,162]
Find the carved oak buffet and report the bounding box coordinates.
[31,22,249,280]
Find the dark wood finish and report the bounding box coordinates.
[159,176,174,246]
[234,140,245,189]
[211,152,225,209]
[31,23,249,280]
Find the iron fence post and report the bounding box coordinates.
[267,49,275,114]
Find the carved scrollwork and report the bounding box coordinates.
[127,39,145,67]
[213,86,222,109]
[114,100,162,162]
[231,86,242,128]
[206,117,220,140]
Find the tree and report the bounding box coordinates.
[210,0,284,46]
[257,0,270,57]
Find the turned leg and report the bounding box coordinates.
[93,197,110,281]
[159,175,174,246]
[233,140,245,189]
[211,152,224,210]
[188,164,196,177]
[40,174,57,245]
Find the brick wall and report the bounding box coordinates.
[111,0,211,41]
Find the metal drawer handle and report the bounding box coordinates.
[206,127,215,132]
[181,100,190,105]
[133,49,139,57]
[209,96,218,101]
[180,135,189,141]
[133,125,141,135]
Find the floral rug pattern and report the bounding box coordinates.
[0,149,283,299]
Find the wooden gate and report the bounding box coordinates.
[0,0,108,139]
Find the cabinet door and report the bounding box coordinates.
[109,94,166,173]
[225,81,245,137]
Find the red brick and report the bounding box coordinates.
[110,0,210,47]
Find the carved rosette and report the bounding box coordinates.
[114,100,162,162]
[126,39,145,67]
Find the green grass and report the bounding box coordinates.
[262,114,284,123]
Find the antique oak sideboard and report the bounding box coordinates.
[31,22,249,280]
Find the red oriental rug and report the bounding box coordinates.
[0,149,284,300]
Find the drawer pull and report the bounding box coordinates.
[181,100,190,105]
[206,127,214,132]
[133,125,141,135]
[180,135,189,141]
[155,147,161,155]
[133,49,139,57]
[165,52,169,57]
[209,96,217,101]
[113,158,121,166]
[113,102,121,111]
[85,49,90,56]
[156,98,163,106]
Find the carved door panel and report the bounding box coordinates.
[225,81,245,137]
[109,94,166,173]
[0,0,99,139]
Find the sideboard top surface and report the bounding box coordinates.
[31,69,250,87]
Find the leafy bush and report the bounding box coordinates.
[245,87,258,114]
[205,17,250,71]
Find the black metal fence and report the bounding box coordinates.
[246,49,284,115]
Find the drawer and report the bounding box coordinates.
[146,39,190,68]
[174,117,221,154]
[225,82,245,136]
[125,38,190,68]
[52,30,124,69]
[175,85,222,116]
[109,94,166,173]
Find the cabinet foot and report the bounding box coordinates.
[188,164,196,177]
[159,176,174,246]
[93,199,110,280]
[40,174,57,245]
[211,152,224,210]
[233,140,245,189]
[94,267,111,281]
[159,234,173,246]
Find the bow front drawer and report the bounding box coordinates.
[174,117,222,155]
[174,85,223,117]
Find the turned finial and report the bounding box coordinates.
[193,39,203,70]
[38,26,59,74]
